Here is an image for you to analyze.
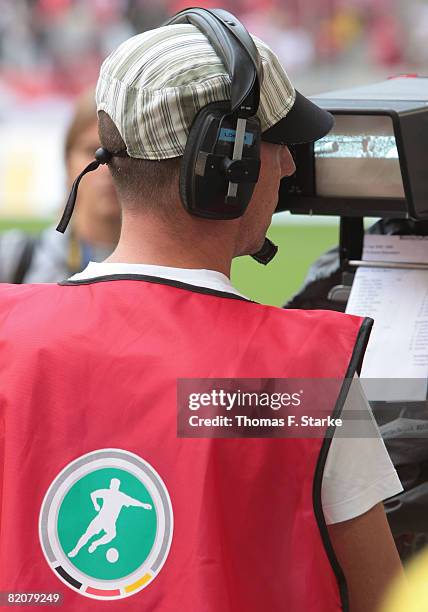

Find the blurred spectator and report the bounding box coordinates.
[0,87,121,283]
[407,2,428,66]
[0,0,169,96]
[0,0,423,102]
[242,7,315,71]
[317,7,362,61]
[368,11,404,67]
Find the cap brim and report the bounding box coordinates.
[261,90,334,145]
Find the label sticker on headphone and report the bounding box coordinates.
[219,128,254,146]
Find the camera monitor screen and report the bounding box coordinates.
[314,115,405,199]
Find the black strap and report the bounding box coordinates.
[59,273,253,302]
[57,147,127,234]
[13,235,37,284]
[165,8,261,115]
[339,217,364,270]
[56,160,100,234]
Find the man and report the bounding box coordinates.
[0,10,402,612]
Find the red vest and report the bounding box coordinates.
[0,275,371,611]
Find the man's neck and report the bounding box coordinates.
[105,212,239,277]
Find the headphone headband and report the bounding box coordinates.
[165,8,261,116]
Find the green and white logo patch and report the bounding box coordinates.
[39,449,173,600]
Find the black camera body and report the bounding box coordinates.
[278,76,428,220]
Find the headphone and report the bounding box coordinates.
[165,8,262,221]
[164,8,277,263]
[57,7,277,264]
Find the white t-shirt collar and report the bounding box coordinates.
[68,261,247,298]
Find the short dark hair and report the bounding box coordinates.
[98,111,181,211]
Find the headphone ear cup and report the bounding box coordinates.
[179,102,228,214]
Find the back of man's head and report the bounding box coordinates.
[96,21,318,209]
[95,15,332,227]
[98,111,181,213]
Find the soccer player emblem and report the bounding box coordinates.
[67,477,153,559]
[39,449,173,600]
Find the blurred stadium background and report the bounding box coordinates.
[1,0,426,304]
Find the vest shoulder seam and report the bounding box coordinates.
[59,273,254,302]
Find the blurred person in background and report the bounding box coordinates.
[0,0,421,101]
[0,87,121,283]
[0,0,170,95]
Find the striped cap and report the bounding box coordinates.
[96,23,332,160]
